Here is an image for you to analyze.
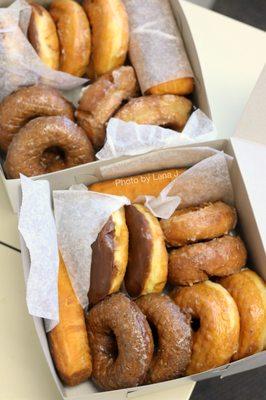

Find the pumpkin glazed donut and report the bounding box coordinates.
[50,0,91,77]
[88,207,128,305]
[86,293,154,390]
[160,201,237,247]
[4,116,94,178]
[220,269,266,360]
[0,85,74,152]
[168,235,247,286]
[171,281,240,375]
[135,293,192,383]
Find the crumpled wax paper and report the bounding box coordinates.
[96,109,217,160]
[0,0,87,101]
[18,148,234,327]
[123,0,194,94]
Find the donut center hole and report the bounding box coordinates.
[108,331,119,360]
[149,322,159,355]
[40,146,66,171]
[191,317,200,332]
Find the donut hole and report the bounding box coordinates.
[40,146,66,172]
[107,330,119,360]
[191,316,201,332]
[149,321,160,355]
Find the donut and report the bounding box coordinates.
[88,207,129,306]
[27,3,60,70]
[171,281,240,375]
[89,168,185,201]
[48,254,92,386]
[49,0,91,77]
[83,0,129,77]
[220,269,266,360]
[114,95,192,131]
[124,204,168,298]
[168,235,247,286]
[86,293,154,390]
[146,78,194,96]
[76,66,138,150]
[0,85,74,152]
[4,116,94,178]
[135,293,192,383]
[160,202,237,247]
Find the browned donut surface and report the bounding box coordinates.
[135,293,192,383]
[160,202,237,247]
[168,235,247,286]
[86,293,153,390]
[0,85,74,152]
[4,116,94,178]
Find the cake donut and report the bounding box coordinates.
[220,269,266,360]
[171,281,240,375]
[83,0,129,77]
[28,3,60,70]
[0,85,74,152]
[168,235,247,286]
[76,66,138,150]
[4,116,94,178]
[86,293,153,390]
[161,202,237,247]
[125,204,168,298]
[135,293,192,383]
[50,0,91,77]
[114,94,192,131]
[88,207,129,306]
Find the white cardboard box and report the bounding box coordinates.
[0,0,211,212]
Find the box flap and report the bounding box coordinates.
[234,65,266,145]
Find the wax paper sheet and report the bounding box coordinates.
[0,0,87,101]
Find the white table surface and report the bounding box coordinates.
[0,2,265,399]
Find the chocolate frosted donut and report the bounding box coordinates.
[86,293,153,390]
[4,116,94,178]
[136,293,192,383]
[0,85,74,152]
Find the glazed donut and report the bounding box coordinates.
[168,235,247,286]
[4,116,94,178]
[49,0,91,77]
[114,95,192,131]
[0,85,74,152]
[83,0,129,77]
[86,293,154,390]
[160,202,237,247]
[76,66,138,150]
[28,3,60,70]
[125,204,168,298]
[171,281,240,375]
[89,168,185,201]
[146,78,194,96]
[220,269,266,360]
[88,207,129,305]
[135,293,192,383]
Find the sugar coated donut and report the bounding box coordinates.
[171,281,240,375]
[115,94,192,131]
[168,235,247,286]
[86,293,153,390]
[0,85,74,152]
[125,204,168,298]
[135,293,192,383]
[4,116,94,178]
[161,202,237,247]
[220,269,266,360]
[88,207,129,305]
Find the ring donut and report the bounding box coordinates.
[135,293,192,383]
[86,293,153,390]
[0,85,74,152]
[88,207,129,305]
[114,94,192,131]
[4,116,94,178]
[50,0,91,77]
[171,281,240,375]
[160,202,237,247]
[168,235,247,286]
[220,269,266,360]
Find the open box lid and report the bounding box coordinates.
[230,64,266,252]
